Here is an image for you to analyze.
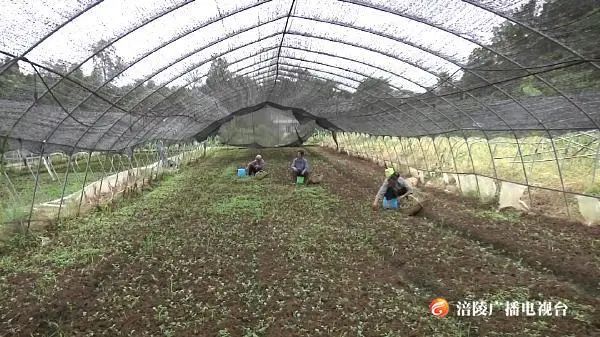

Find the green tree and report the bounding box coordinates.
[91,39,125,85]
[353,77,393,115]
[457,0,600,97]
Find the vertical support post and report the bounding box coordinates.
[446,136,463,193]
[352,133,361,157]
[403,137,418,173]
[97,151,108,200]
[109,152,116,173]
[591,133,600,185]
[370,135,380,164]
[365,133,377,162]
[57,150,74,221]
[340,133,349,155]
[415,137,431,172]
[528,137,545,177]
[481,134,500,192]
[144,144,154,184]
[549,134,571,218]
[462,135,482,199]
[513,134,534,210]
[364,133,373,160]
[98,152,110,205]
[381,136,391,167]
[353,133,363,158]
[77,151,92,217]
[27,142,46,232]
[364,134,374,161]
[390,137,404,172]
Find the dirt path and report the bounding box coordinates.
[1,147,598,336]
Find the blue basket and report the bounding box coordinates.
[383,198,398,209]
[237,168,247,177]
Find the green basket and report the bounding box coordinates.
[296,176,305,184]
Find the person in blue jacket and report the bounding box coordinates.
[290,150,309,183]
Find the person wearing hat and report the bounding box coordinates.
[247,154,265,176]
[372,167,411,210]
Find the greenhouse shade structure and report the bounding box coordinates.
[1,0,600,214]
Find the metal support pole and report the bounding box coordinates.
[356,132,367,158]
[362,133,372,160]
[353,133,363,158]
[390,137,404,172]
[26,142,45,232]
[57,151,74,221]
[341,133,350,155]
[97,152,110,206]
[365,133,377,162]
[341,132,350,155]
[76,151,92,217]
[2,170,20,201]
[415,137,431,173]
[97,152,108,200]
[591,133,600,185]
[370,135,381,164]
[365,134,375,162]
[109,153,116,173]
[375,135,385,165]
[143,144,154,184]
[513,134,534,210]
[445,136,464,193]
[479,134,500,193]
[462,135,482,199]
[549,134,571,218]
[110,153,120,201]
[403,137,418,172]
[381,136,391,167]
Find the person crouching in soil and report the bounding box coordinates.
[372,168,411,210]
[290,150,309,183]
[247,154,265,176]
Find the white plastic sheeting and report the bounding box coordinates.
[454,174,497,201]
[575,195,600,225]
[498,181,528,211]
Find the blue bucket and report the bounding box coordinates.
[237,168,247,177]
[383,198,398,209]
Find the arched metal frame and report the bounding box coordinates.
[1,0,599,224]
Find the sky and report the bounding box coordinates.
[0,0,537,94]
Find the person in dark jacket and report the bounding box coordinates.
[247,154,265,176]
[290,150,309,183]
[372,168,411,210]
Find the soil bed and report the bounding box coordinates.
[1,147,598,336]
